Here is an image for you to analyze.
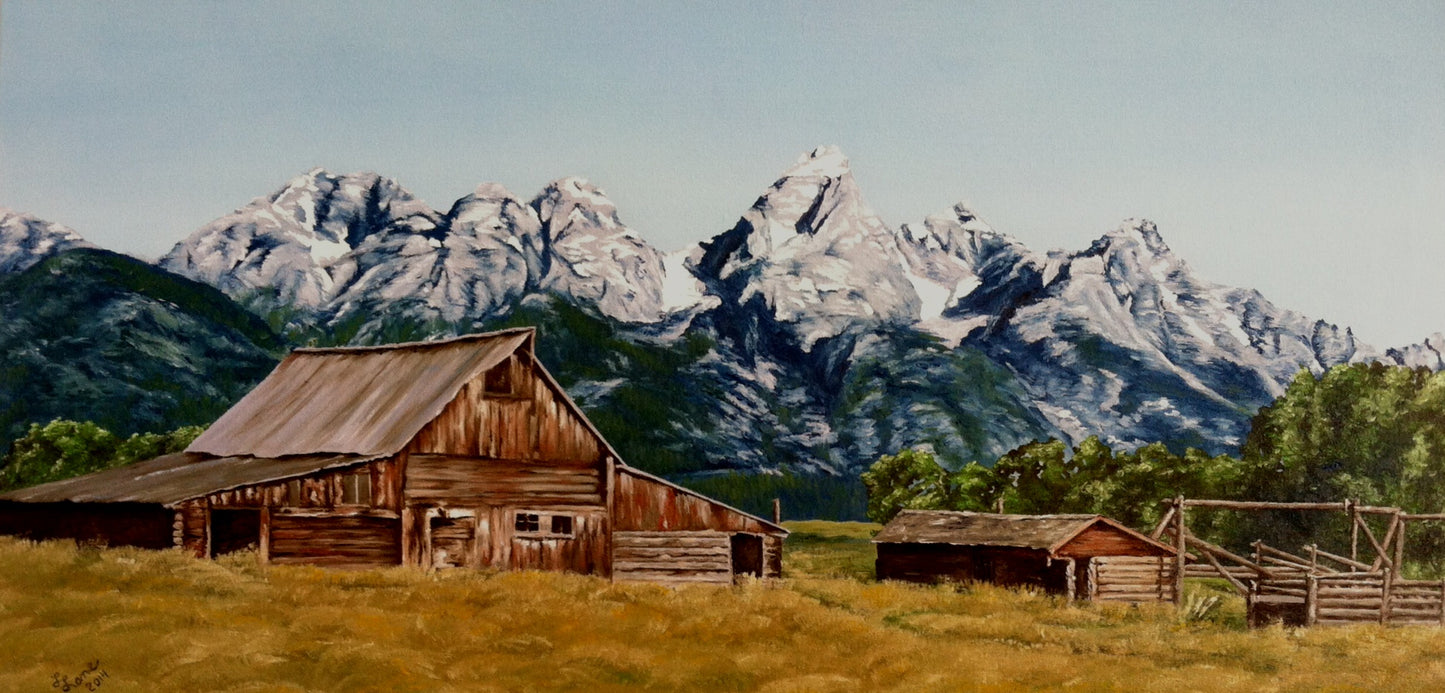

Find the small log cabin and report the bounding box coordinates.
[0,327,787,585]
[873,510,1178,603]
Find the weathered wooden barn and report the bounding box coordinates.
[873,510,1178,602]
[0,328,786,584]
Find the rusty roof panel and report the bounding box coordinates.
[0,452,379,505]
[873,510,1102,549]
[872,510,1176,556]
[187,329,531,458]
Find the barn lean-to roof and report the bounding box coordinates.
[0,452,380,505]
[187,328,534,458]
[872,510,1175,556]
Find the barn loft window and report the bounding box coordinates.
[340,471,371,506]
[484,357,518,397]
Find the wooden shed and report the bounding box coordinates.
[0,327,786,585]
[873,510,1178,603]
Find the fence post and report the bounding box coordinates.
[1382,571,1393,625]
[1305,574,1319,626]
[1309,544,1318,573]
[1348,498,1359,564]
[1173,496,1185,605]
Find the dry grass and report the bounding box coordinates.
[3,523,1445,692]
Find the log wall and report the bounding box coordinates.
[1092,555,1177,603]
[269,515,401,566]
[404,455,602,507]
[612,531,734,585]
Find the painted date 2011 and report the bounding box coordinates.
[51,660,108,691]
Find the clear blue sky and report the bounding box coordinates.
[2,2,1442,348]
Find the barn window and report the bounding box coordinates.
[514,512,540,533]
[551,515,574,536]
[340,471,371,506]
[485,357,517,396]
[286,479,301,506]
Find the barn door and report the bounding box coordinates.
[730,533,764,578]
[429,514,476,569]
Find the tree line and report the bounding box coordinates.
[863,362,1445,574]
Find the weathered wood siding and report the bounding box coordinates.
[0,501,175,550]
[613,470,774,534]
[409,355,600,465]
[1055,525,1174,558]
[404,455,602,507]
[205,458,399,514]
[269,515,401,566]
[1092,555,1177,602]
[473,506,609,574]
[613,531,734,585]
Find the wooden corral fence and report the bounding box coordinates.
[1152,497,1445,627]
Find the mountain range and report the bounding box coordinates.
[2,146,1440,516]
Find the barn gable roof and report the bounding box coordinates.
[872,510,1176,556]
[0,452,379,505]
[187,328,534,458]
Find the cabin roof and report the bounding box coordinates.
[187,328,534,458]
[0,452,380,505]
[872,510,1176,556]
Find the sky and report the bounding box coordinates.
[1,2,1442,348]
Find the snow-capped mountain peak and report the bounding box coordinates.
[693,146,921,350]
[0,209,95,274]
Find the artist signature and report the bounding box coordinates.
[51,660,108,691]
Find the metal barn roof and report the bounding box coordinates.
[186,328,532,458]
[0,452,380,505]
[872,510,1176,556]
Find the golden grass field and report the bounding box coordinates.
[3,520,1445,692]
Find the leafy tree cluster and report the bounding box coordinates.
[861,439,1237,528]
[0,419,203,492]
[1238,362,1445,570]
[863,362,1445,572]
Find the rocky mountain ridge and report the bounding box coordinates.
[5,148,1441,475]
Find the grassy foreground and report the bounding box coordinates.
[4,522,1445,692]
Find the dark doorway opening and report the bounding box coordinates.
[1074,558,1094,600]
[730,533,764,577]
[210,509,261,557]
[430,515,475,569]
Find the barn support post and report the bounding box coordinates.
[1172,496,1185,605]
[1064,557,1076,603]
[257,506,271,565]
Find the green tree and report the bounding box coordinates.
[0,419,119,491]
[0,419,206,492]
[860,447,955,523]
